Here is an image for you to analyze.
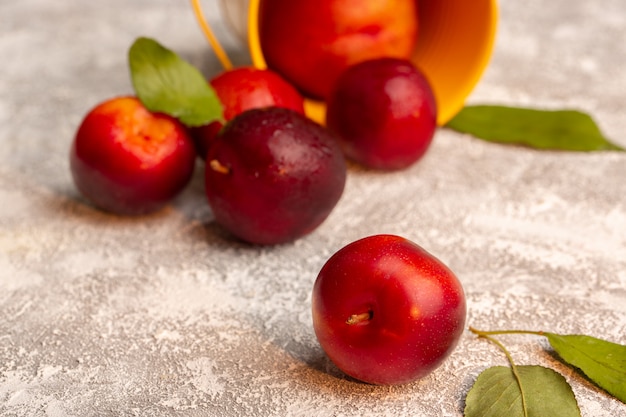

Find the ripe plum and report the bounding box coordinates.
[205,107,346,245]
[326,58,437,170]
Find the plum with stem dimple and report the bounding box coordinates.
[312,234,466,385]
[205,107,347,245]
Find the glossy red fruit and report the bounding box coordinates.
[192,67,305,159]
[258,0,418,100]
[205,107,346,245]
[312,234,466,385]
[326,58,437,170]
[70,96,196,215]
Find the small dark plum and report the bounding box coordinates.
[326,58,437,170]
[205,107,346,245]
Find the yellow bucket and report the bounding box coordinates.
[222,0,498,126]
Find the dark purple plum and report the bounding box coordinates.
[205,107,346,245]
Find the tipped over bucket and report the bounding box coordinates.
[220,0,498,125]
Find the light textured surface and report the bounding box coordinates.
[1,1,625,416]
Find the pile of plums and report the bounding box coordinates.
[70,0,463,387]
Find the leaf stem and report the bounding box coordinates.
[190,0,233,71]
[470,328,530,417]
[469,327,545,337]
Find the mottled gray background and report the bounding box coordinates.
[1,1,625,416]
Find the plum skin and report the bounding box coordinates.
[312,234,466,385]
[205,107,347,245]
[70,96,196,215]
[326,57,437,170]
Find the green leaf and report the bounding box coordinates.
[464,365,581,417]
[128,37,223,127]
[545,333,626,403]
[446,105,624,152]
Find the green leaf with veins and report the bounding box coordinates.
[464,365,581,417]
[446,105,624,151]
[545,333,626,403]
[128,37,223,127]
